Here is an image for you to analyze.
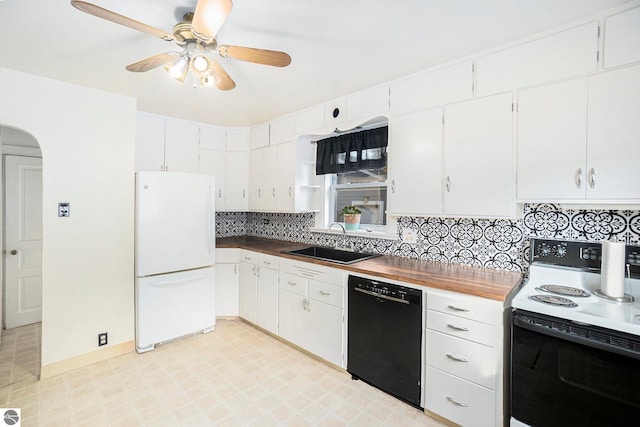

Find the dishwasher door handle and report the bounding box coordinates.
[354,287,410,304]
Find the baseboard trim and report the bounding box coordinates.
[40,340,135,379]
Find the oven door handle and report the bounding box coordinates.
[513,313,640,361]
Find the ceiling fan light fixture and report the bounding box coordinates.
[165,56,189,82]
[200,73,217,88]
[190,55,214,78]
[191,0,233,42]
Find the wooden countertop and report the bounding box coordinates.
[216,236,524,302]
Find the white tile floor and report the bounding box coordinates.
[0,320,446,426]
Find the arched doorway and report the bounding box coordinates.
[0,125,42,387]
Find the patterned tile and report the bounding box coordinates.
[216,204,640,273]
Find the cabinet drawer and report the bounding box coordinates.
[216,248,240,264]
[279,272,307,297]
[426,330,496,389]
[279,259,344,286]
[427,310,498,347]
[425,367,495,427]
[259,254,279,269]
[308,280,343,309]
[239,250,258,264]
[427,289,502,325]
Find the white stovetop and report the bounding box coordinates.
[511,264,640,336]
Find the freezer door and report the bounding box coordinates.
[136,172,215,277]
[135,267,215,352]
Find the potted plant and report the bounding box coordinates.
[341,205,361,230]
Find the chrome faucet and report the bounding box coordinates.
[329,222,352,251]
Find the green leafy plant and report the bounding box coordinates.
[341,205,361,215]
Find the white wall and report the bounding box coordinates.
[0,68,136,367]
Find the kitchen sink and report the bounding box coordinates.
[283,246,381,265]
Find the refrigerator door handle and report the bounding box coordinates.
[149,272,210,287]
[208,185,214,255]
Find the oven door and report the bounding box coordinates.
[511,310,640,427]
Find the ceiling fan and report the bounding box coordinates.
[70,0,291,90]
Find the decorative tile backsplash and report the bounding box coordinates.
[216,204,640,272]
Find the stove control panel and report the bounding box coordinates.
[530,238,640,277]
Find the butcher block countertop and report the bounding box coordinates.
[217,236,523,302]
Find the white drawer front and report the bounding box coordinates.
[216,248,240,263]
[425,367,495,427]
[426,330,496,389]
[308,280,343,309]
[427,310,498,347]
[279,259,344,286]
[427,289,502,325]
[239,250,258,264]
[279,272,307,297]
[259,253,279,270]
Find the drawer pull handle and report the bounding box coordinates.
[446,396,469,407]
[446,323,469,332]
[288,281,297,286]
[263,261,271,265]
[446,353,468,363]
[447,304,469,312]
[319,290,331,296]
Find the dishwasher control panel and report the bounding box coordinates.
[348,275,422,305]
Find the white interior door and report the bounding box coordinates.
[4,155,43,329]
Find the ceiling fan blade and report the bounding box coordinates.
[218,45,291,67]
[70,1,175,42]
[212,60,236,90]
[126,53,180,72]
[191,0,233,42]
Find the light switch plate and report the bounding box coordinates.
[402,228,417,243]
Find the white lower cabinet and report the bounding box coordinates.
[238,252,258,324]
[278,260,345,367]
[214,249,239,317]
[425,289,504,426]
[256,254,279,334]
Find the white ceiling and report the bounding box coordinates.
[0,0,630,127]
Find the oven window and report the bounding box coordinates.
[512,317,640,426]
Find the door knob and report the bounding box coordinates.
[10,250,17,255]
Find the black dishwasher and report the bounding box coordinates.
[347,275,423,408]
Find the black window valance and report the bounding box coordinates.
[315,126,388,175]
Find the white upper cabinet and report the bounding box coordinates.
[135,112,165,172]
[516,65,640,202]
[269,115,295,145]
[249,149,263,211]
[388,107,443,216]
[224,151,249,211]
[136,113,199,173]
[250,123,270,150]
[199,148,226,207]
[476,22,599,97]
[346,85,389,123]
[199,125,226,151]
[295,105,325,135]
[603,7,640,69]
[276,143,295,211]
[586,65,640,200]
[444,93,514,217]
[390,61,473,115]
[225,128,250,152]
[516,78,589,200]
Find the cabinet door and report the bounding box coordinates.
[278,289,307,349]
[164,119,199,172]
[250,123,270,150]
[444,93,514,217]
[199,126,226,151]
[199,149,226,209]
[388,107,443,215]
[603,7,640,69]
[238,261,257,324]
[256,266,278,334]
[346,85,389,123]
[516,78,588,200]
[249,149,262,211]
[225,151,249,211]
[587,65,640,200]
[215,263,239,317]
[225,128,250,151]
[269,116,295,145]
[262,146,278,211]
[306,298,344,367]
[276,143,295,211]
[135,113,165,172]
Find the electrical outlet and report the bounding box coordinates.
[98,332,108,347]
[58,202,70,217]
[402,228,418,243]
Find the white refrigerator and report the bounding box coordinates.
[135,172,216,353]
